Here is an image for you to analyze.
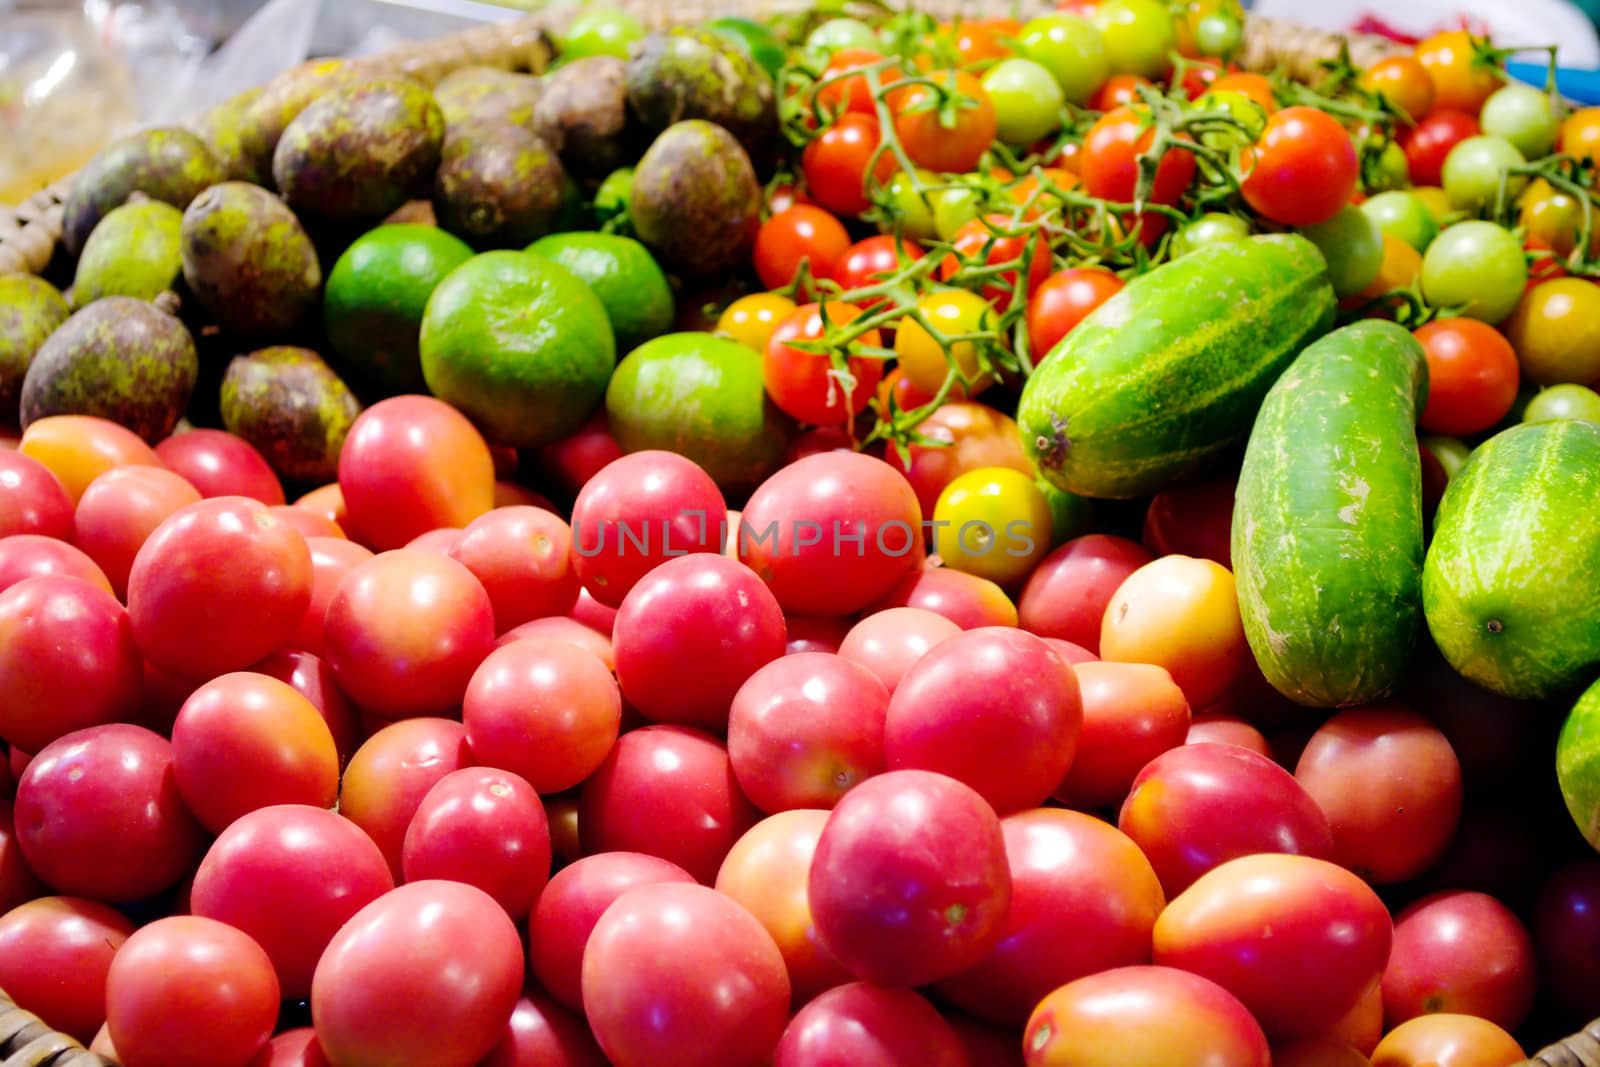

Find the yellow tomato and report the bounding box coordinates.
[1099,554,1249,711]
[932,466,1053,587]
[1559,106,1600,165]
[1520,177,1596,258]
[1415,30,1505,115]
[1351,233,1423,304]
[715,292,797,352]
[893,289,998,398]
[1409,185,1453,225]
[1504,277,1600,385]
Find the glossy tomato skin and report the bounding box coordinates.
[250,648,362,769]
[499,615,615,670]
[940,808,1166,1026]
[740,452,924,617]
[1242,107,1360,226]
[893,70,997,174]
[837,606,962,693]
[802,113,896,217]
[0,451,74,541]
[1402,110,1480,187]
[337,396,495,551]
[1369,1013,1525,1067]
[885,627,1082,814]
[0,535,111,596]
[773,983,966,1067]
[337,717,473,881]
[1027,268,1126,361]
[1154,853,1394,1041]
[106,915,280,1067]
[127,497,313,680]
[1185,713,1271,756]
[72,466,202,597]
[17,415,163,505]
[479,989,608,1067]
[579,725,760,884]
[582,883,790,1067]
[0,575,143,755]
[763,301,885,427]
[883,401,1032,519]
[870,565,1019,629]
[834,236,925,305]
[312,880,525,1067]
[323,549,496,719]
[0,800,43,913]
[808,769,1011,987]
[0,896,134,1043]
[755,205,852,292]
[1119,742,1336,896]
[1055,660,1191,809]
[273,506,346,545]
[940,215,1053,310]
[1023,965,1271,1067]
[248,1029,333,1067]
[190,805,390,1002]
[1381,890,1536,1032]
[1081,107,1196,240]
[528,852,696,1012]
[16,724,205,902]
[154,429,284,505]
[448,506,580,633]
[401,766,551,922]
[1018,534,1153,653]
[613,554,787,730]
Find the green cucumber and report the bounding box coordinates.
[1558,675,1600,851]
[1232,320,1429,708]
[1017,233,1336,500]
[1423,419,1600,700]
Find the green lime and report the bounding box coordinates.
[324,224,476,396]
[605,331,793,493]
[526,232,674,354]
[704,16,786,78]
[558,8,645,60]
[594,166,635,232]
[1559,676,1600,850]
[420,251,616,449]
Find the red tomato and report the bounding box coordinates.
[755,206,853,291]
[1055,660,1190,809]
[153,429,283,505]
[834,235,926,305]
[337,717,472,880]
[1024,965,1270,1067]
[1119,742,1336,896]
[1018,534,1154,653]
[1186,713,1271,756]
[500,615,615,670]
[268,505,343,540]
[1413,319,1520,436]
[323,549,496,719]
[1382,890,1536,1031]
[764,301,885,427]
[885,627,1082,814]
[337,396,495,551]
[1401,110,1480,187]
[531,411,623,497]
[1294,704,1463,884]
[809,769,1011,987]
[784,612,853,654]
[1370,1014,1525,1067]
[0,450,74,540]
[815,48,893,118]
[1081,107,1197,240]
[401,766,551,921]
[0,534,110,596]
[249,1029,334,1067]
[739,452,924,617]
[871,564,1020,629]
[579,724,760,884]
[727,653,889,813]
[287,536,373,658]
[464,638,620,794]
[1154,853,1393,1041]
[15,724,205,902]
[1535,859,1600,1022]
[1089,73,1153,112]
[0,896,133,1043]
[1415,29,1504,114]
[582,882,790,1067]
[569,450,726,608]
[448,505,580,633]
[802,114,898,217]
[940,808,1166,1026]
[479,989,607,1067]
[882,401,1033,519]
[1360,55,1436,125]
[1242,107,1360,226]
[774,983,966,1066]
[1142,476,1236,567]
[939,214,1052,310]
[17,415,163,505]
[0,575,142,754]
[1027,268,1125,361]
[404,526,462,554]
[311,880,525,1067]
[569,585,617,636]
[891,70,997,174]
[0,799,43,913]
[838,606,962,693]
[106,915,280,1067]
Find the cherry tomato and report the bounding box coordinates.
[1382,890,1536,1032]
[17,415,163,505]
[884,401,1033,519]
[1027,268,1125,362]
[802,114,898,217]
[838,606,962,693]
[479,989,608,1067]
[944,17,1021,68]
[1018,534,1154,652]
[153,429,284,505]
[894,289,998,398]
[717,293,799,353]
[282,536,371,659]
[0,799,43,913]
[1352,233,1425,306]
[338,717,472,880]
[0,534,109,597]
[764,301,885,427]
[1141,477,1234,567]
[1360,55,1436,124]
[1089,72,1152,110]
[940,214,1052,310]
[1208,71,1275,113]
[294,482,348,528]
[249,1028,334,1067]
[1420,220,1528,325]
[775,983,966,1066]
[755,205,853,292]
[1413,319,1520,435]
[1370,1014,1525,1067]
[1506,277,1600,385]
[1415,30,1504,115]
[402,766,551,921]
[1081,107,1196,240]
[0,895,133,1043]
[871,564,1020,629]
[1402,109,1480,188]
[448,506,579,633]
[1243,107,1360,226]
[0,450,73,541]
[1185,713,1270,756]
[891,70,997,174]
[1560,106,1600,165]
[500,614,615,670]
[932,467,1053,587]
[1055,661,1190,809]
[1019,13,1111,106]
[814,48,894,118]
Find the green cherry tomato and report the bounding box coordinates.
[1480,83,1560,160]
[983,58,1066,146]
[1366,140,1412,193]
[1018,14,1111,106]
[1524,383,1600,424]
[1172,213,1252,257]
[805,17,879,57]
[559,8,645,60]
[1092,0,1177,80]
[1420,221,1529,324]
[1193,89,1267,150]
[1299,205,1384,298]
[885,171,941,242]
[1441,135,1528,212]
[1420,434,1473,478]
[1194,11,1243,57]
[934,186,989,242]
[1360,190,1439,253]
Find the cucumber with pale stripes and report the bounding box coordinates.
[1017,233,1336,500]
[1424,420,1600,700]
[1231,320,1429,708]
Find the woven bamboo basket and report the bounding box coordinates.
[0,3,1592,1065]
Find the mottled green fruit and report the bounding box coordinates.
[1559,676,1600,851]
[630,120,761,278]
[526,233,673,353]
[624,29,777,157]
[19,297,197,443]
[433,121,570,250]
[605,332,791,493]
[73,201,184,306]
[181,182,322,335]
[194,87,266,182]
[0,276,71,426]
[273,78,445,223]
[434,67,544,128]
[239,60,373,186]
[61,128,225,257]
[534,56,639,179]
[420,251,616,449]
[221,346,362,483]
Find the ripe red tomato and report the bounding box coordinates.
[1089,73,1154,112]
[312,880,525,1067]
[268,505,344,540]
[0,896,133,1043]
[1413,319,1520,436]
[190,804,392,1001]
[764,301,885,427]
[248,650,360,769]
[1242,107,1360,226]
[338,717,472,880]
[834,235,925,304]
[1027,268,1125,361]
[0,534,111,596]
[107,915,280,1067]
[337,395,496,551]
[814,48,894,118]
[532,411,623,498]
[153,429,284,505]
[891,70,997,174]
[885,627,1082,814]
[1294,704,1463,884]
[500,615,615,669]
[288,536,373,657]
[1415,29,1504,114]
[1119,742,1335,896]
[1081,106,1197,240]
[479,989,608,1067]
[783,613,852,654]
[248,1029,334,1067]
[1401,109,1480,187]
[871,565,1020,629]
[71,466,199,597]
[446,506,579,633]
[1142,476,1236,567]
[582,881,790,1067]
[0,800,43,914]
[809,769,1011,987]
[1018,534,1153,652]
[838,606,962,693]
[802,114,898,217]
[1055,660,1191,809]
[1154,853,1393,1042]
[293,483,347,528]
[1186,713,1271,756]
[882,401,1033,519]
[939,214,1052,310]
[0,450,74,541]
[755,205,853,291]
[1381,890,1536,1031]
[774,983,966,1066]
[401,766,551,922]
[17,415,163,505]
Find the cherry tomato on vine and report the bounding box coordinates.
[717,293,798,353]
[892,70,999,175]
[1359,55,1436,125]
[1241,106,1359,227]
[754,206,852,292]
[765,301,886,426]
[1008,168,1081,219]
[895,289,998,397]
[1089,73,1153,112]
[1560,106,1600,165]
[943,18,1021,67]
[1415,29,1505,115]
[1402,109,1481,188]
[1028,268,1125,361]
[1209,72,1276,113]
[834,235,926,306]
[1175,57,1226,101]
[802,114,898,217]
[1081,106,1197,242]
[875,367,940,418]
[940,215,1053,311]
[816,48,895,118]
[1413,319,1521,436]
[1506,277,1600,385]
[1520,178,1596,259]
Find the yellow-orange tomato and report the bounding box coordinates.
[1409,185,1453,224]
[1370,1014,1525,1067]
[884,401,1034,519]
[1350,233,1423,305]
[894,289,998,397]
[294,483,349,529]
[1359,56,1436,124]
[932,466,1053,587]
[1098,555,1249,711]
[1559,105,1600,165]
[1273,1038,1373,1067]
[1414,30,1504,115]
[338,718,472,881]
[1505,277,1600,385]
[1009,167,1082,218]
[1210,71,1276,113]
[716,292,798,353]
[1520,178,1595,258]
[18,415,164,505]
